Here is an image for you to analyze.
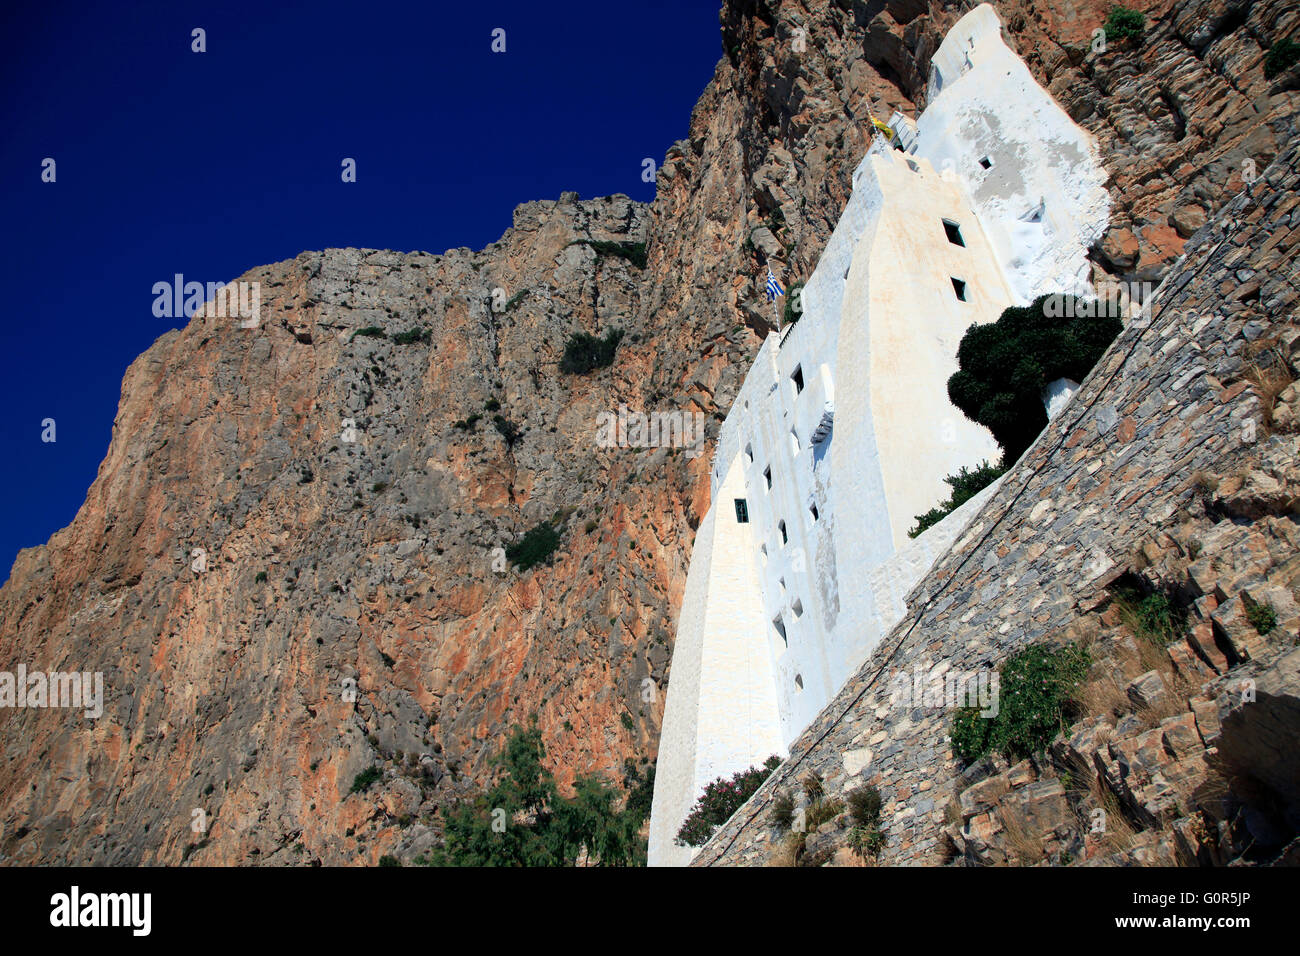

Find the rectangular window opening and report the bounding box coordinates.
[791,365,804,395]
[734,498,749,523]
[951,277,968,302]
[943,219,965,247]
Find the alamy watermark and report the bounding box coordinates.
[595,405,705,458]
[889,661,999,717]
[1041,278,1155,326]
[0,665,103,719]
[153,274,261,328]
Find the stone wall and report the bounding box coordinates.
[694,137,1300,866]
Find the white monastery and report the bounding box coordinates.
[649,5,1114,866]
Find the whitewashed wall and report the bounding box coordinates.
[647,453,784,867]
[648,3,1112,865]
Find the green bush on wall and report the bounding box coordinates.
[950,642,1091,763]
[948,294,1122,465]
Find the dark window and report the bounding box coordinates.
[906,159,919,173]
[943,219,965,246]
[979,156,992,169]
[764,466,772,490]
[794,674,804,692]
[951,277,968,301]
[809,502,819,522]
[779,520,788,545]
[773,616,788,648]
[791,365,804,394]
[734,498,749,523]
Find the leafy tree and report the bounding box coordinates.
[431,719,651,867]
[947,294,1121,465]
[908,461,1005,538]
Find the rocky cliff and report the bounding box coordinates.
[2,0,1296,864]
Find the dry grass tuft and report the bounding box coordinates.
[1244,346,1296,434]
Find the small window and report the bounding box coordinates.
[942,219,965,247]
[764,466,772,490]
[778,520,788,546]
[791,365,804,395]
[790,429,800,455]
[734,498,749,523]
[906,159,919,173]
[951,277,968,302]
[809,502,819,522]
[760,544,768,564]
[794,674,804,692]
[791,598,803,619]
[979,156,992,170]
[744,442,754,464]
[778,576,786,594]
[773,616,788,648]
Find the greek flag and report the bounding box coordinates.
[765,268,784,302]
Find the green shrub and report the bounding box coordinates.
[675,755,781,847]
[576,239,648,269]
[492,415,522,447]
[254,571,267,583]
[351,327,387,341]
[430,718,649,866]
[948,294,1122,464]
[783,282,805,327]
[372,481,388,493]
[378,854,402,867]
[950,643,1091,763]
[771,792,796,831]
[560,328,625,375]
[350,765,382,794]
[1104,6,1145,45]
[1246,599,1277,635]
[1112,585,1187,645]
[847,785,882,828]
[453,413,481,432]
[392,327,431,345]
[1265,37,1300,79]
[484,398,501,412]
[620,712,634,731]
[908,461,1005,537]
[506,521,561,571]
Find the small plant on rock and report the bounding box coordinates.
[1104,6,1145,45]
[1245,598,1277,635]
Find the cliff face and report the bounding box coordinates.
[1,0,1296,864]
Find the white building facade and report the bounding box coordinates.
[649,4,1112,867]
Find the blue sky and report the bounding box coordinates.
[0,0,722,577]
